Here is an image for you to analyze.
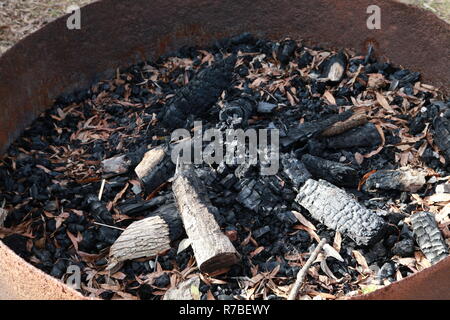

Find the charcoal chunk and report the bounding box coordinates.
[86,195,113,224]
[363,168,426,192]
[322,123,381,149]
[280,153,312,189]
[391,238,415,257]
[320,52,347,82]
[433,116,450,164]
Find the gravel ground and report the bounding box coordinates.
[0,0,448,55]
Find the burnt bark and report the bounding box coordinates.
[135,145,175,194]
[172,164,240,273]
[301,154,359,187]
[108,203,183,268]
[322,122,381,149]
[161,56,236,129]
[410,211,448,265]
[433,116,450,164]
[280,110,354,147]
[296,179,386,246]
[363,168,427,192]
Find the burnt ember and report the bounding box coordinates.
[0,34,449,300]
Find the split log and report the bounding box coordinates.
[163,276,201,300]
[280,153,312,190]
[320,112,367,137]
[281,110,354,147]
[363,168,427,192]
[322,122,382,149]
[108,203,183,269]
[135,145,175,194]
[172,164,240,273]
[161,56,236,129]
[296,179,386,246]
[433,117,450,164]
[301,154,359,188]
[410,211,449,265]
[86,195,113,225]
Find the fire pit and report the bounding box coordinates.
[0,0,449,300]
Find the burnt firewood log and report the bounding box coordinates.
[160,56,236,129]
[296,179,386,246]
[86,195,114,225]
[320,52,348,82]
[433,116,450,164]
[172,164,240,273]
[410,211,449,265]
[280,110,354,148]
[301,154,359,188]
[101,147,148,178]
[322,122,381,149]
[280,153,312,190]
[108,203,183,269]
[117,194,173,217]
[363,168,427,192]
[134,145,175,194]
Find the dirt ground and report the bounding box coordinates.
[0,0,449,55]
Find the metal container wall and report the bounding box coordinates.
[0,0,449,299]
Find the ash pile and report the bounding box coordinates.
[0,33,449,300]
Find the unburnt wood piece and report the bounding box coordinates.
[363,168,427,192]
[433,117,450,164]
[410,211,449,265]
[161,56,236,129]
[296,179,386,246]
[135,145,175,194]
[320,112,367,137]
[320,52,347,82]
[86,195,113,225]
[108,203,183,269]
[301,154,359,187]
[172,164,239,273]
[280,153,312,189]
[281,110,354,147]
[322,122,381,149]
[163,276,201,300]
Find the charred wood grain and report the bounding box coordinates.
[280,110,353,148]
[172,164,239,273]
[301,154,359,187]
[410,211,448,265]
[363,168,427,192]
[161,56,236,128]
[296,179,386,246]
[322,122,381,149]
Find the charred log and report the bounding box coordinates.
[433,116,450,164]
[86,195,114,225]
[322,122,381,149]
[301,154,359,187]
[161,56,236,128]
[172,164,240,273]
[363,168,427,192]
[117,194,173,217]
[108,203,183,269]
[320,52,348,82]
[410,211,448,265]
[281,110,354,148]
[135,145,175,194]
[280,153,312,190]
[296,179,386,246]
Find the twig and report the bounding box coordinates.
[98,179,106,201]
[93,222,125,231]
[288,238,327,300]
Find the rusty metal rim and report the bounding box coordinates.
[0,0,449,300]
